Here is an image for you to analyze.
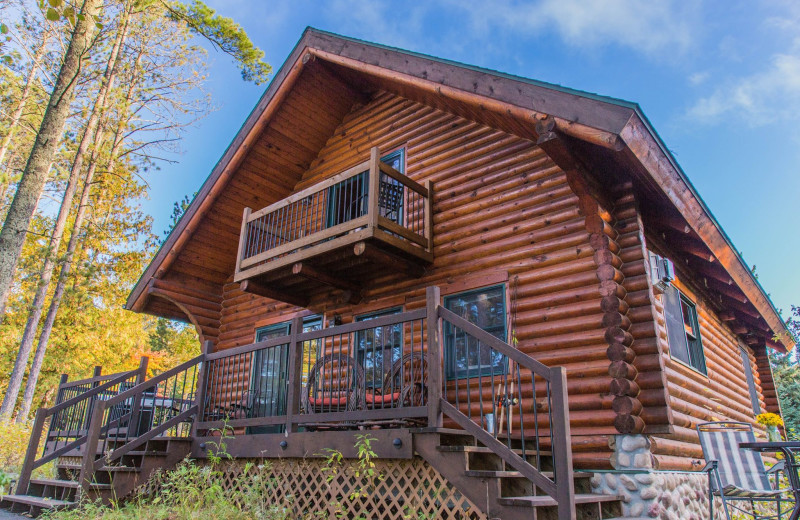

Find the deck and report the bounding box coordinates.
[234,147,433,306]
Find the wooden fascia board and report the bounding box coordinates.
[620,113,794,352]
[126,44,315,313]
[306,47,625,151]
[303,30,635,141]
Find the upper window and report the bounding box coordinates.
[355,307,403,389]
[444,285,507,380]
[327,149,405,227]
[663,285,707,374]
[740,346,761,415]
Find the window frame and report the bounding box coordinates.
[739,346,762,415]
[443,284,508,381]
[355,307,404,389]
[663,285,707,375]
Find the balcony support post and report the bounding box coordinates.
[285,315,305,434]
[426,285,443,428]
[368,146,380,231]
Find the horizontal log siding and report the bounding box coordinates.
[647,240,767,471]
[214,91,618,468]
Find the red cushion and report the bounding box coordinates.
[364,392,402,405]
[308,395,349,406]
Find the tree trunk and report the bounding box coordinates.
[10,5,132,420]
[0,0,101,327]
[0,34,49,170]
[15,45,141,420]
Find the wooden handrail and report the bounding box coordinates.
[104,355,203,407]
[45,369,139,415]
[205,308,426,361]
[378,161,428,196]
[59,370,130,389]
[247,158,371,222]
[438,306,553,378]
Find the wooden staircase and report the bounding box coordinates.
[0,437,191,516]
[414,428,622,520]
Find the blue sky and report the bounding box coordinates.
[145,0,800,316]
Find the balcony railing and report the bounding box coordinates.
[234,147,433,284]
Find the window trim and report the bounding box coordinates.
[664,286,707,375]
[739,345,762,415]
[443,283,508,381]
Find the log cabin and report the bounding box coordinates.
[6,28,795,520]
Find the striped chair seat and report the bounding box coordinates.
[717,484,785,498]
[699,426,776,495]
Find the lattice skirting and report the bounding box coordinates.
[186,457,486,520]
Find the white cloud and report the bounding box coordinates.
[687,53,800,123]
[689,71,710,85]
[447,0,697,55]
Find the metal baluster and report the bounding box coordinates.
[490,350,498,440]
[516,364,525,459]
[532,371,541,471]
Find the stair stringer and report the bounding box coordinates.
[413,432,531,520]
[87,439,192,505]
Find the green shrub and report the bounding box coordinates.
[0,420,54,489]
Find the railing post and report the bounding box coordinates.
[235,207,251,275]
[426,286,443,428]
[137,357,149,384]
[127,357,150,437]
[285,315,305,434]
[83,366,103,431]
[550,366,576,520]
[17,407,47,495]
[79,400,107,494]
[424,179,434,254]
[191,340,213,437]
[367,146,380,230]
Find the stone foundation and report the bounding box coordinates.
[591,433,722,520]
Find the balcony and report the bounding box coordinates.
[234,147,433,305]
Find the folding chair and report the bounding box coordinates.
[697,421,791,520]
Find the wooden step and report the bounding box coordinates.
[499,493,623,507]
[1,494,74,509]
[436,445,553,457]
[464,470,592,479]
[57,463,140,473]
[30,478,111,490]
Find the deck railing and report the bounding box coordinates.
[16,362,146,495]
[195,286,574,519]
[234,147,432,280]
[197,309,429,432]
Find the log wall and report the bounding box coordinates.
[214,91,623,468]
[646,237,767,471]
[209,89,773,471]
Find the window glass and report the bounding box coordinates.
[355,308,403,389]
[664,285,707,374]
[740,346,761,414]
[444,285,507,380]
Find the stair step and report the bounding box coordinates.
[464,470,592,479]
[436,445,552,457]
[30,478,111,490]
[411,427,476,436]
[1,494,74,509]
[499,493,622,507]
[56,463,140,473]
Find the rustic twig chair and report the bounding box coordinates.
[362,352,428,427]
[697,421,791,520]
[303,354,364,429]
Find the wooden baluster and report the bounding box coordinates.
[426,286,443,428]
[285,316,305,434]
